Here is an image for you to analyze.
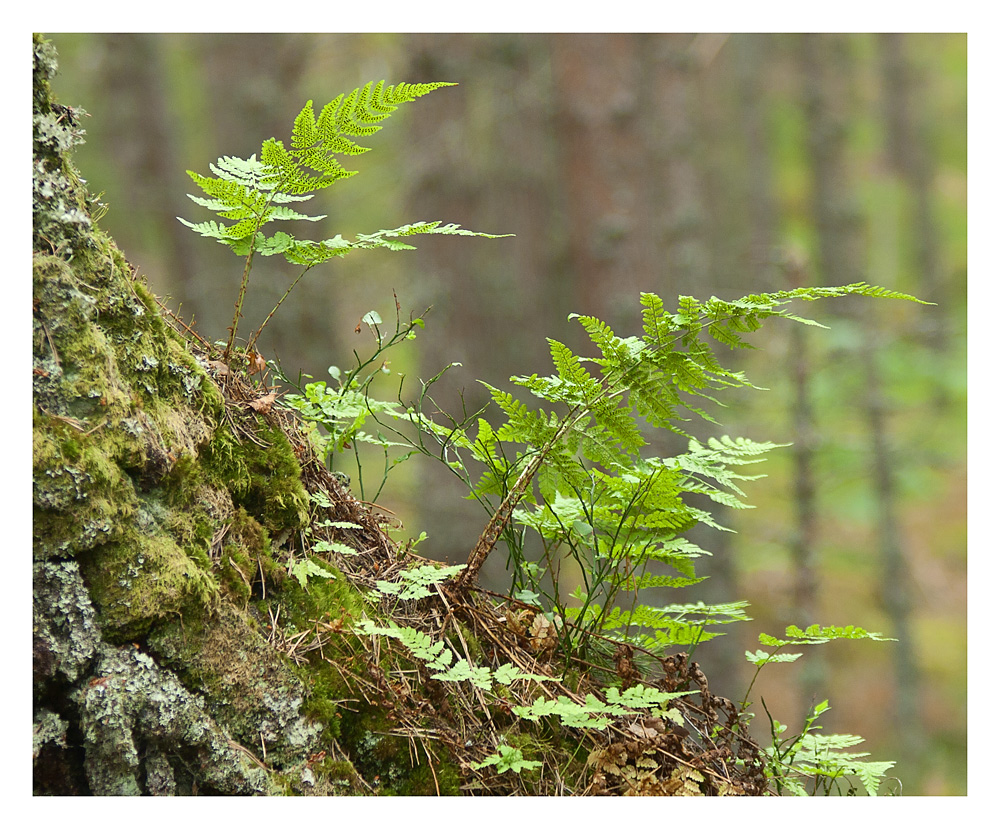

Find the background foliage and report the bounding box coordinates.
[50,32,966,794]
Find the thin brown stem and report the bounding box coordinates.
[456,404,587,588]
[246,265,314,354]
[224,248,256,360]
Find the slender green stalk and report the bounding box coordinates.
[224,247,256,359]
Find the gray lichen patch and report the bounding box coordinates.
[75,644,270,795]
[33,708,69,759]
[147,603,325,768]
[32,560,100,687]
[32,37,94,258]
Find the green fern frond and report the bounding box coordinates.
[745,649,803,666]
[373,562,466,601]
[597,600,751,649]
[352,221,512,251]
[622,571,705,590]
[290,81,456,183]
[511,694,621,729]
[470,744,543,774]
[354,620,453,671]
[491,663,558,686]
[431,660,494,690]
[759,624,897,648]
[290,558,338,590]
[179,82,509,272]
[605,685,695,710]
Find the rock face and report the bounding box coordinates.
[31,34,355,796]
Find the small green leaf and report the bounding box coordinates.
[745,649,803,666]
[312,540,358,556]
[290,558,338,590]
[470,744,542,774]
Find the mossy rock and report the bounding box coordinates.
[31,34,376,796]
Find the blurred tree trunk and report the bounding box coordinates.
[402,34,563,578]
[194,33,317,358]
[677,33,746,697]
[783,254,824,705]
[878,33,948,351]
[92,34,200,308]
[733,34,780,289]
[549,34,654,332]
[797,32,860,716]
[799,34,924,765]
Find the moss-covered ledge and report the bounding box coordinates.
[31,34,368,796]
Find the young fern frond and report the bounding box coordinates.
[265,81,455,193]
[178,81,507,356]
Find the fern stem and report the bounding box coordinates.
[456,404,589,588]
[224,248,255,359]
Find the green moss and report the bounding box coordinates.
[35,35,373,795]
[146,604,325,768]
[265,550,372,746]
[202,422,309,534]
[213,507,276,603]
[336,702,461,795]
[324,759,364,792]
[33,412,137,559]
[161,451,204,505]
[78,525,219,641]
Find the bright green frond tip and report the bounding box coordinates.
[179,82,470,250]
[759,624,897,649]
[177,80,508,356]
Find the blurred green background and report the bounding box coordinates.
[47,33,966,794]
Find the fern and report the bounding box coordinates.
[372,562,466,602]
[470,743,543,774]
[355,620,453,672]
[289,557,339,590]
[512,687,694,730]
[325,284,924,659]
[179,82,510,356]
[794,740,896,796]
[285,267,916,791]
[764,700,896,796]
[758,624,897,648]
[258,109,923,785]
[742,625,896,713]
[356,619,555,691]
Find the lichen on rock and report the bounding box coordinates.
[75,643,271,796]
[31,34,363,795]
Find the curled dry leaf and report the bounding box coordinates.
[505,609,532,638]
[246,391,277,413]
[627,717,667,740]
[528,613,559,656]
[248,352,268,375]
